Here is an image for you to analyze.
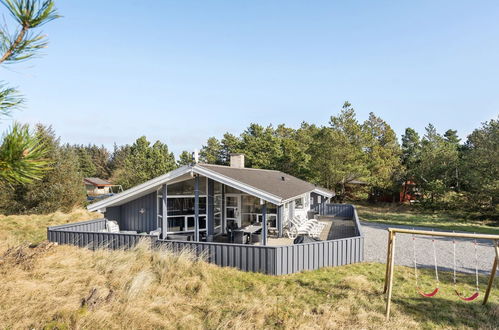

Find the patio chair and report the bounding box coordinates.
[226,221,239,243]
[291,216,325,238]
[251,233,262,244]
[233,231,246,244]
[106,220,120,233]
[284,223,311,239]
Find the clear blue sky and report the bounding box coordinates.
[3,0,499,156]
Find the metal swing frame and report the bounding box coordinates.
[383,228,499,321]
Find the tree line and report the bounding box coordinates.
[1,102,497,220]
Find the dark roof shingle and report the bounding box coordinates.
[198,164,331,200]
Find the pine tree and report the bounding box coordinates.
[177,150,193,166]
[111,136,176,189]
[0,0,60,185]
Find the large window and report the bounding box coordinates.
[166,196,206,233]
[168,178,206,195]
[167,197,206,216]
[241,195,277,228]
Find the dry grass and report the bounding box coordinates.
[0,209,100,243]
[0,210,497,329]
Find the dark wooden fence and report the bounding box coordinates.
[48,219,158,250]
[47,204,364,275]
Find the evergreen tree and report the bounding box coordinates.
[177,150,193,166]
[461,117,499,212]
[111,136,176,189]
[86,144,111,178]
[413,124,459,204]
[200,137,223,164]
[274,124,310,179]
[0,125,85,214]
[401,127,421,173]
[72,145,97,177]
[0,0,60,185]
[362,112,401,198]
[219,133,242,165]
[309,102,369,197]
[239,123,281,169]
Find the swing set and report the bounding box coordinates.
[383,228,499,320]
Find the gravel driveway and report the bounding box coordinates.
[361,221,497,275]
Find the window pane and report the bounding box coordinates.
[168,178,206,195]
[225,186,243,194]
[294,198,303,209]
[214,181,222,194]
[226,208,236,218]
[187,216,195,230]
[214,212,221,227]
[241,214,252,227]
[226,196,238,207]
[167,197,206,216]
[168,217,185,232]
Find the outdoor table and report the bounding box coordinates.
[234,225,262,244]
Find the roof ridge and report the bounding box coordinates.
[198,163,281,173]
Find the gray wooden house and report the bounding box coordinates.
[87,154,333,244]
[48,154,364,274]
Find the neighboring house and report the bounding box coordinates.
[84,177,113,196]
[86,154,334,243]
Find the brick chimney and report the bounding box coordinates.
[230,153,245,168]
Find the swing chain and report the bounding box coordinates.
[474,238,479,292]
[412,233,419,285]
[432,237,439,283]
[453,234,480,294]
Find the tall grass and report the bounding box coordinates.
[0,210,497,328]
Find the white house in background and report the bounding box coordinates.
[84,177,114,196]
[87,154,334,245]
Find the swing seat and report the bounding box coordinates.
[416,287,439,297]
[454,290,479,301]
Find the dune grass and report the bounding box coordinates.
[356,204,498,235]
[0,209,100,243]
[0,210,497,329]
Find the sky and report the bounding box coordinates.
[2,0,499,156]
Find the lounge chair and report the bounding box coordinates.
[106,220,120,233]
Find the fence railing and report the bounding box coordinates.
[316,203,354,218]
[48,219,158,250]
[156,240,278,274]
[47,205,364,275]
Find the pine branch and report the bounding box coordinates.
[0,0,60,65]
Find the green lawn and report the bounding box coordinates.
[356,204,499,235]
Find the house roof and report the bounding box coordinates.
[87,164,334,212]
[198,164,331,201]
[84,177,112,186]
